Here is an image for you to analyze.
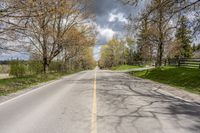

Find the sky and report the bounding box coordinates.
[94,0,145,60]
[0,0,145,61]
[1,0,198,61]
[0,51,30,61]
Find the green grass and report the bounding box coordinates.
[131,67,200,94]
[0,71,79,96]
[111,65,142,70]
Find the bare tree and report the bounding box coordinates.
[10,0,94,72]
[125,0,199,66]
[61,26,95,69]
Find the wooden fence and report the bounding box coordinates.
[168,58,200,69]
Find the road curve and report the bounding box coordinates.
[0,69,200,133]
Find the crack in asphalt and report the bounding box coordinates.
[96,70,200,133]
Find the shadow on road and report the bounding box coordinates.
[95,71,200,133]
[59,70,200,132]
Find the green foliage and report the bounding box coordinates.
[9,60,26,77]
[99,38,144,69]
[192,44,200,52]
[99,39,129,68]
[175,16,193,58]
[137,19,153,62]
[79,48,96,70]
[126,38,141,64]
[64,47,96,71]
[132,67,200,94]
[28,60,43,74]
[49,61,63,72]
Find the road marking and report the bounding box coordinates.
[91,69,97,133]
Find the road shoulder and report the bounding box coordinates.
[0,72,82,104]
[127,73,200,104]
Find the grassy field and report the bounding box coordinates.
[131,67,200,95]
[0,71,79,96]
[111,65,142,70]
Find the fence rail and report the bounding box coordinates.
[168,58,200,69]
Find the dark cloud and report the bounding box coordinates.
[93,0,147,60]
[95,0,118,16]
[95,0,145,42]
[95,0,142,17]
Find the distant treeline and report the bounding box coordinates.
[0,61,12,65]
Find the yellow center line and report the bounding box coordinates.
[91,69,97,133]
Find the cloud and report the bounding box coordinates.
[97,26,116,43]
[94,0,145,45]
[93,0,144,60]
[0,0,146,60]
[108,12,128,24]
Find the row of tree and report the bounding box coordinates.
[0,0,96,73]
[126,0,200,67]
[98,38,140,68]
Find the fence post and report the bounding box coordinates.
[178,59,181,68]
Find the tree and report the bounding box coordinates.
[126,37,140,65]
[61,26,96,71]
[122,0,200,11]
[123,0,200,66]
[137,0,175,66]
[193,11,200,37]
[165,39,182,58]
[0,0,19,51]
[11,0,93,73]
[175,16,193,58]
[99,39,128,68]
[137,15,153,63]
[125,0,177,66]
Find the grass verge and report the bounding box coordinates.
[130,67,200,95]
[0,71,79,96]
[111,65,142,70]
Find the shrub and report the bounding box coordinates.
[28,60,43,74]
[49,61,63,72]
[10,60,26,77]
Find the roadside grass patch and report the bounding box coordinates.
[111,65,142,70]
[131,67,200,95]
[0,71,78,96]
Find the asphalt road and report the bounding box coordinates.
[0,69,200,133]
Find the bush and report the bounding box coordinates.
[49,61,63,72]
[10,60,26,77]
[28,60,43,74]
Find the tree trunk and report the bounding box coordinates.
[157,42,163,67]
[43,57,49,73]
[157,3,164,67]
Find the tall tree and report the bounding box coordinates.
[126,37,140,65]
[61,26,95,70]
[139,0,174,66]
[175,16,193,58]
[10,0,93,72]
[123,0,200,66]
[137,15,153,62]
